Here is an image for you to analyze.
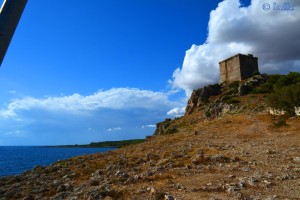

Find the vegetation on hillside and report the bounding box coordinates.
[251,72,300,94]
[50,139,145,148]
[265,72,300,115]
[87,139,145,147]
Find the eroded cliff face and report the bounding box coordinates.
[185,84,222,115]
[185,74,269,117]
[155,75,269,135]
[154,119,178,135]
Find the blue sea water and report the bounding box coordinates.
[0,146,115,177]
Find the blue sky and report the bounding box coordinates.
[0,0,299,145]
[1,0,220,96]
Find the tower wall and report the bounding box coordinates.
[239,54,259,80]
[219,54,259,84]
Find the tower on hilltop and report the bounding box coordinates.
[219,54,259,84]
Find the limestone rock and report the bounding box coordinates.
[238,74,268,96]
[186,84,221,115]
[294,157,300,163]
[165,194,175,200]
[154,118,178,135]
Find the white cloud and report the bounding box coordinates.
[107,127,122,132]
[170,0,300,95]
[8,90,16,94]
[141,124,156,128]
[0,88,182,145]
[0,87,184,145]
[167,107,186,117]
[0,88,177,118]
[5,130,25,137]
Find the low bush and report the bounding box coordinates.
[155,192,166,200]
[267,82,300,115]
[250,82,273,94]
[222,95,240,104]
[252,71,260,76]
[273,115,289,127]
[205,111,211,118]
[166,127,178,134]
[226,81,239,94]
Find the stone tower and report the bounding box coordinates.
[219,54,259,84]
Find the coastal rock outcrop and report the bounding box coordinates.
[185,74,269,118]
[186,84,221,115]
[154,118,178,135]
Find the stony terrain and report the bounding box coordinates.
[1,76,300,200]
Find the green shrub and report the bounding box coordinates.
[267,74,282,84]
[250,82,273,94]
[253,72,300,94]
[205,111,211,118]
[228,81,239,89]
[260,82,273,93]
[276,76,294,89]
[155,192,166,200]
[273,115,289,127]
[210,83,221,90]
[252,71,260,76]
[267,82,300,115]
[221,95,231,102]
[166,127,178,134]
[272,72,300,89]
[200,96,209,104]
[226,98,240,104]
[226,81,239,94]
[222,95,240,104]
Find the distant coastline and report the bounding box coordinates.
[44,139,145,148]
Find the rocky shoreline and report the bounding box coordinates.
[1,74,300,199]
[1,111,300,199]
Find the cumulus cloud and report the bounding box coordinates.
[167,107,186,117]
[170,0,300,94]
[0,88,177,118]
[107,127,122,132]
[0,88,182,145]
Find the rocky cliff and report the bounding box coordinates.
[155,75,269,135]
[185,74,269,117]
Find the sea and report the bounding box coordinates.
[0,146,116,177]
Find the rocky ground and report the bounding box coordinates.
[1,87,300,199]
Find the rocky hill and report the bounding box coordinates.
[1,74,300,200]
